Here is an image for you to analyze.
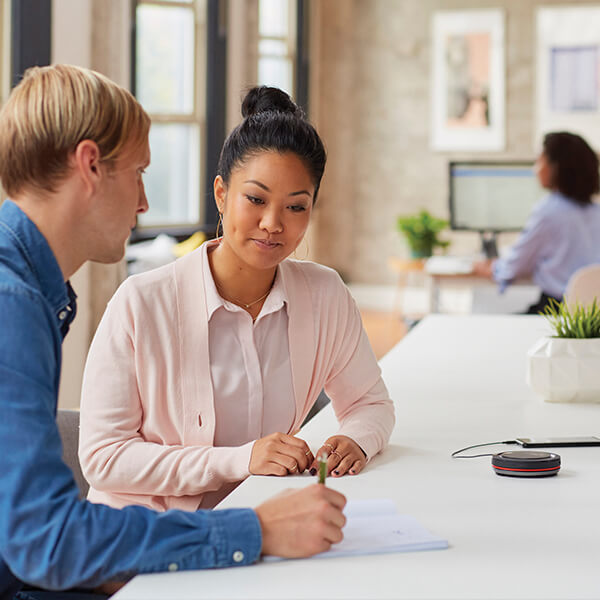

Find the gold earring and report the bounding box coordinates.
[216,212,223,239]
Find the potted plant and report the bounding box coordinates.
[396,210,450,258]
[527,299,600,402]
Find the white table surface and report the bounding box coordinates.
[114,315,600,600]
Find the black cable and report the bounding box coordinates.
[451,440,518,458]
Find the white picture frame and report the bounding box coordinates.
[536,6,600,151]
[431,9,505,152]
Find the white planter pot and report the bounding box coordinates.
[527,337,600,402]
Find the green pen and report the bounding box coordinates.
[318,453,327,485]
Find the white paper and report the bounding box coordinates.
[264,499,448,562]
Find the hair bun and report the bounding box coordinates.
[241,86,303,119]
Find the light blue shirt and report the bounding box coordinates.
[0,200,262,596]
[493,192,600,298]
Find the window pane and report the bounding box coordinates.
[140,123,200,226]
[259,0,289,36]
[136,4,195,114]
[258,39,288,57]
[258,57,293,96]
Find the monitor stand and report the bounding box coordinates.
[479,231,498,259]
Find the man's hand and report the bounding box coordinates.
[255,484,347,558]
[249,432,314,476]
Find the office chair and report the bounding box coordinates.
[56,409,89,498]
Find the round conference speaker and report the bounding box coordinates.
[491,450,561,478]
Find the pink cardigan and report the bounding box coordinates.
[79,245,395,511]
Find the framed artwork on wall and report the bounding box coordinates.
[536,6,600,151]
[431,9,505,152]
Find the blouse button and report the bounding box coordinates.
[232,550,244,563]
[168,562,179,572]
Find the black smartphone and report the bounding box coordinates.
[515,436,600,448]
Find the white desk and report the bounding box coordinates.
[114,316,600,600]
[389,256,539,314]
[424,257,539,313]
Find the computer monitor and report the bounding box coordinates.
[449,161,546,257]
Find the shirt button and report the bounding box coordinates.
[232,550,244,563]
[168,562,179,572]
[58,310,67,320]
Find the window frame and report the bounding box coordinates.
[132,0,210,238]
[295,0,308,113]
[10,0,50,87]
[131,0,308,242]
[1,1,11,101]
[257,0,297,98]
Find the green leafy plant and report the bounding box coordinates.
[542,299,600,338]
[396,210,450,258]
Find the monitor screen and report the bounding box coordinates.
[449,161,546,232]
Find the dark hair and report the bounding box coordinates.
[217,86,326,203]
[543,131,599,205]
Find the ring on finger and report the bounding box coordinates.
[305,450,311,456]
[289,463,298,472]
[330,450,342,460]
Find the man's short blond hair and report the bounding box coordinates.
[0,64,150,197]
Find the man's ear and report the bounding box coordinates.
[213,175,227,214]
[73,140,102,195]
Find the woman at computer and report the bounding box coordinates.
[78,86,394,512]
[473,131,600,313]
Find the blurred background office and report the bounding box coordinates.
[1,0,599,407]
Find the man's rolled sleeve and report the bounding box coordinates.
[200,508,261,568]
[138,508,262,574]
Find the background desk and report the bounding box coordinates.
[427,273,538,313]
[388,256,539,314]
[115,316,600,600]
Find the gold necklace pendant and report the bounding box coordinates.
[241,289,271,308]
[216,281,273,309]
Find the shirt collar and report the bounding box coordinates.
[260,270,286,318]
[203,240,224,320]
[548,190,574,204]
[201,239,288,321]
[0,199,77,323]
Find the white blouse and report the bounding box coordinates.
[202,243,296,449]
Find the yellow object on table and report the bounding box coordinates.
[173,231,207,258]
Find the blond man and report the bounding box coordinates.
[0,65,345,599]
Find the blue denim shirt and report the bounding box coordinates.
[0,200,261,596]
[494,192,600,297]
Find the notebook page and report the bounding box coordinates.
[263,499,448,562]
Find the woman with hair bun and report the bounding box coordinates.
[79,86,395,512]
[474,131,600,313]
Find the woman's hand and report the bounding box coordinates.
[472,259,495,279]
[310,435,367,477]
[249,432,314,476]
